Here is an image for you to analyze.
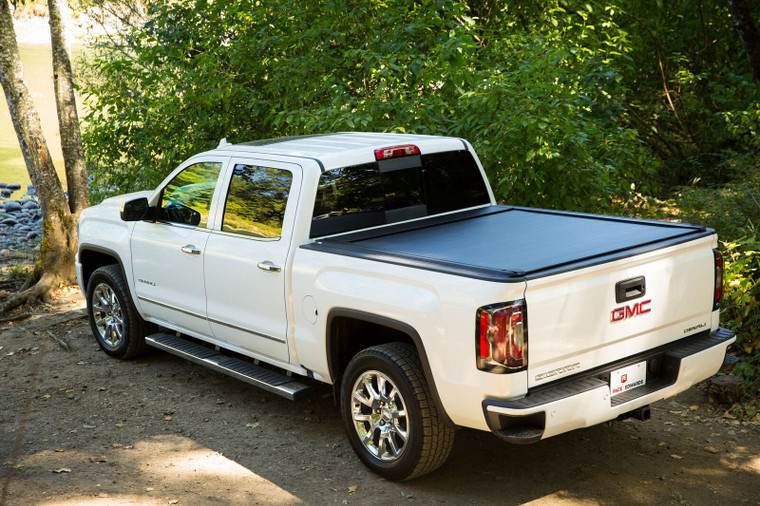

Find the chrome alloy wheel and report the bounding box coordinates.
[351,370,409,461]
[91,282,124,349]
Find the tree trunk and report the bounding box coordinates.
[48,0,89,216]
[726,0,760,87]
[0,1,78,313]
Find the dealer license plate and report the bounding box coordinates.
[610,361,646,397]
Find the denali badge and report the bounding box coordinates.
[611,299,651,322]
[535,362,580,382]
[683,322,707,334]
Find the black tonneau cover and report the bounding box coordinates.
[301,206,712,282]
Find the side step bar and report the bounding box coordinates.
[145,333,311,401]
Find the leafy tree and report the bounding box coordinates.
[82,0,652,214]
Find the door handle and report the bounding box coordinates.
[257,261,281,272]
[181,245,201,255]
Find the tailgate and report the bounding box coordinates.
[525,234,717,389]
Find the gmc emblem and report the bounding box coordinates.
[611,300,651,322]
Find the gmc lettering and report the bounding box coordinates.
[611,300,652,322]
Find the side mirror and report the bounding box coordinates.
[120,197,152,221]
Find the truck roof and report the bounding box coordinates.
[201,132,470,172]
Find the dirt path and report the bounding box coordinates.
[1,289,758,506]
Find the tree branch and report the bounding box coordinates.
[726,0,760,87]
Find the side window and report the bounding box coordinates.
[222,164,293,239]
[159,161,222,228]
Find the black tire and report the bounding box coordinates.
[86,264,151,359]
[340,342,455,480]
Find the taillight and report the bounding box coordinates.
[374,144,421,160]
[713,249,723,310]
[476,300,527,373]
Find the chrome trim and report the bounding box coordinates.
[138,296,206,320]
[138,296,286,344]
[257,261,282,272]
[207,317,286,344]
[142,218,283,242]
[181,245,202,255]
[208,228,281,242]
[153,220,212,233]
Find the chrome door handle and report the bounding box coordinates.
[257,261,281,272]
[181,245,201,255]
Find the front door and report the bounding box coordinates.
[204,160,301,362]
[131,159,225,337]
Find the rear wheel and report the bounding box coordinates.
[86,265,150,359]
[340,342,454,480]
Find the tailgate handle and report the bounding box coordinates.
[616,276,646,303]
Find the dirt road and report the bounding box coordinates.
[1,290,758,506]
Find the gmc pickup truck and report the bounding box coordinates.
[77,133,736,480]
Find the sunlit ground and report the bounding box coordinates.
[18,435,302,505]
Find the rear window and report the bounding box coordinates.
[311,150,490,237]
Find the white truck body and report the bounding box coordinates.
[77,133,735,479]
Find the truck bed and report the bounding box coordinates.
[302,206,712,282]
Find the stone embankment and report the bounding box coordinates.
[0,182,42,252]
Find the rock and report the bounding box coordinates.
[1,190,12,198]
[26,231,38,240]
[21,200,39,210]
[3,201,21,212]
[708,375,745,405]
[6,183,21,191]
[0,182,6,188]
[1,218,17,226]
[27,184,33,190]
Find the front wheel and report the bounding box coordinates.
[340,343,455,480]
[86,265,150,359]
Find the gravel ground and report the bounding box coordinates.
[0,267,758,505]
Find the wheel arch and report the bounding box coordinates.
[78,244,127,292]
[325,308,453,426]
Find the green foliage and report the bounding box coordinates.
[722,233,760,402]
[82,0,653,214]
[618,0,760,189]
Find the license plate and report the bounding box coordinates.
[610,361,646,397]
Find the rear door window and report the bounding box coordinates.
[221,164,293,239]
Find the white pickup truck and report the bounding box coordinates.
[77,133,735,480]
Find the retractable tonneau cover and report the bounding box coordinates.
[303,205,711,282]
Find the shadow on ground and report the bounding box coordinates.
[1,291,758,505]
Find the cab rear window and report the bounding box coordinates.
[311,150,490,238]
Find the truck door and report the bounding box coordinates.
[203,159,301,363]
[131,158,226,337]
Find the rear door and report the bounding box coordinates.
[525,235,716,389]
[203,158,301,362]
